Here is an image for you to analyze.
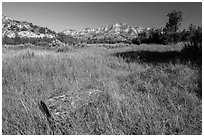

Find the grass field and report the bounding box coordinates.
[2,43,202,135]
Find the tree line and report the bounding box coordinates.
[132,10,201,46]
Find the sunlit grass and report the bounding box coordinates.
[2,44,202,135]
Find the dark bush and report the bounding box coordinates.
[132,38,141,45]
[2,36,14,45]
[57,33,78,45]
[180,26,202,66]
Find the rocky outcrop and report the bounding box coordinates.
[44,89,103,120]
[62,23,148,42]
[2,15,57,38]
[2,15,151,44]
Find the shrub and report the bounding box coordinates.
[56,44,73,52]
[181,26,202,65]
[132,38,141,45]
[57,33,78,45]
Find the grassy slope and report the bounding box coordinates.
[2,44,202,135]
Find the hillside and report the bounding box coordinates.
[2,15,79,45]
[2,15,57,38]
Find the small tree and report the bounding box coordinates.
[164,10,183,43]
[165,10,183,33]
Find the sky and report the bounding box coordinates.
[2,2,202,32]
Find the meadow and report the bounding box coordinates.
[2,43,202,135]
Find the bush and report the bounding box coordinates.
[57,33,78,45]
[180,26,202,65]
[56,44,73,52]
[132,38,141,45]
[2,36,14,45]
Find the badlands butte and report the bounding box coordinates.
[3,15,156,45]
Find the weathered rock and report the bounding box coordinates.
[45,89,102,119]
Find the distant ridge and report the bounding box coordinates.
[2,15,150,44]
[62,23,148,41]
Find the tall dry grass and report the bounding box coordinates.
[2,46,202,135]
